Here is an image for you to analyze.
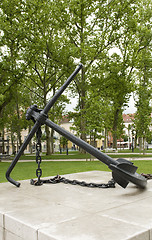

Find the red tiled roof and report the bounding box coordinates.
[123,113,135,123]
[59,115,70,124]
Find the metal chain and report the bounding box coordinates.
[31,126,115,188]
[141,173,152,180]
[33,127,43,186]
[31,175,116,188]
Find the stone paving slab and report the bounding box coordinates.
[0,171,152,240]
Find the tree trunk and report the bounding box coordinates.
[16,98,22,149]
[139,137,142,152]
[79,3,86,154]
[79,99,86,153]
[45,125,51,155]
[143,137,146,155]
[50,86,55,154]
[104,128,107,149]
[28,125,33,154]
[112,109,120,149]
[50,128,54,154]
[134,132,137,149]
[79,67,87,153]
[11,130,16,155]
[2,129,5,154]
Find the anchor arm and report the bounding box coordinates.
[6,121,41,187]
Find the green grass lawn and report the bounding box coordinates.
[1,160,152,183]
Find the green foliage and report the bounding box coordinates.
[60,136,68,148]
[51,0,147,143]
[0,0,152,151]
[134,49,152,142]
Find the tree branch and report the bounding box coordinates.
[46,72,65,94]
[26,75,43,90]
[33,64,43,85]
[20,83,43,99]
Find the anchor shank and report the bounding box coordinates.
[45,118,147,189]
[45,119,116,167]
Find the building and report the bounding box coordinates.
[59,116,105,150]
[0,113,137,155]
[117,114,135,149]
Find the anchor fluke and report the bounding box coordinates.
[109,162,147,189]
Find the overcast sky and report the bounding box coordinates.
[65,47,137,114]
[65,94,137,114]
[123,94,137,114]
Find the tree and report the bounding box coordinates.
[87,0,152,149]
[0,0,73,155]
[132,0,152,152]
[52,0,139,147]
[89,52,134,149]
[1,83,30,154]
[60,136,68,149]
[0,0,26,115]
[20,0,74,154]
[1,0,152,154]
[134,49,152,153]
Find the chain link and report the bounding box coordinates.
[141,173,152,180]
[31,126,115,188]
[33,127,43,186]
[31,174,116,188]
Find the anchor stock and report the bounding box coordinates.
[6,64,83,187]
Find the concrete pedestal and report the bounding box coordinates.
[0,171,152,240]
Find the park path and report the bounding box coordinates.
[1,152,152,162]
[2,157,152,162]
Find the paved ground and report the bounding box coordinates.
[0,171,152,240]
